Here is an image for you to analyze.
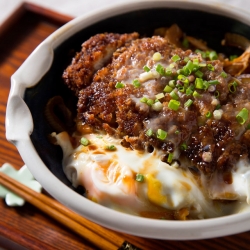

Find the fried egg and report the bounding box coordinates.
[51,131,250,219]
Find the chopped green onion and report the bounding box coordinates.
[247,124,250,130]
[106,145,116,151]
[228,81,238,93]
[80,137,89,146]
[209,51,218,60]
[207,64,215,71]
[186,86,194,96]
[132,79,140,88]
[168,99,180,111]
[214,91,220,98]
[208,80,219,85]
[146,128,153,137]
[156,64,165,75]
[165,68,173,76]
[163,85,173,93]
[171,54,181,62]
[175,130,180,134]
[152,101,163,111]
[230,55,238,61]
[195,78,204,89]
[193,58,199,65]
[146,99,154,106]
[143,65,150,72]
[167,153,174,163]
[168,80,176,88]
[155,93,165,99]
[157,129,168,140]
[184,99,193,108]
[153,52,162,61]
[178,74,189,84]
[184,57,190,63]
[195,70,203,78]
[180,142,188,150]
[215,104,221,110]
[193,90,201,98]
[178,86,185,92]
[220,72,227,78]
[206,111,212,118]
[195,49,206,58]
[199,62,207,67]
[182,38,189,48]
[170,90,179,100]
[140,96,148,103]
[115,82,125,88]
[236,108,249,125]
[136,173,144,182]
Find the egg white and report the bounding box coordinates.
[52,131,250,219]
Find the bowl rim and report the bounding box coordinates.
[6,0,250,240]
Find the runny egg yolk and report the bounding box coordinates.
[146,174,169,206]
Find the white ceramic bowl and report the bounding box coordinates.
[6,0,250,240]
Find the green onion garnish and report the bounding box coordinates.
[163,85,173,93]
[168,99,180,111]
[155,93,165,99]
[195,78,204,89]
[214,91,220,98]
[165,68,173,76]
[146,99,154,106]
[180,142,188,150]
[206,111,212,118]
[136,173,144,182]
[153,52,162,61]
[143,65,150,72]
[170,90,179,100]
[215,104,221,110]
[167,153,174,163]
[228,81,238,93]
[157,129,168,140]
[133,79,140,88]
[186,86,194,96]
[220,72,227,78]
[146,128,153,137]
[184,99,193,108]
[156,64,165,75]
[171,54,181,62]
[236,108,249,125]
[115,82,125,88]
[195,70,203,78]
[80,137,89,146]
[208,80,219,85]
[140,96,148,103]
[178,74,189,84]
[209,51,218,60]
[175,130,180,134]
[193,90,201,98]
[106,145,116,150]
[207,64,215,71]
[169,80,176,88]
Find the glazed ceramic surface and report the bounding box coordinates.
[6,0,250,239]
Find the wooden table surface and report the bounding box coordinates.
[1,3,250,250]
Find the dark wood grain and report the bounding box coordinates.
[1,3,250,250]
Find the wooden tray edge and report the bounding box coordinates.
[0,2,73,36]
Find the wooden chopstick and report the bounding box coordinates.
[0,172,139,250]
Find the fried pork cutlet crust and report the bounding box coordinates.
[64,33,250,177]
[62,32,139,95]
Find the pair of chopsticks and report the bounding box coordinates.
[0,172,140,250]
